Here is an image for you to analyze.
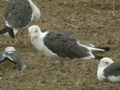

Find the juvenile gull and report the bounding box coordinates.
[28,25,109,62]
[0,46,26,71]
[97,57,120,82]
[0,0,40,38]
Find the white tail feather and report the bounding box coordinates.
[77,41,105,52]
[87,47,105,52]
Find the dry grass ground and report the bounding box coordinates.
[0,0,120,90]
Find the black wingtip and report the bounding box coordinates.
[102,47,110,52]
[97,46,110,52]
[8,28,15,38]
[0,27,15,38]
[94,55,103,60]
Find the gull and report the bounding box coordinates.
[97,57,120,82]
[0,0,40,38]
[28,25,109,63]
[0,46,26,71]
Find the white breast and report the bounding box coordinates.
[31,32,57,57]
[97,67,106,81]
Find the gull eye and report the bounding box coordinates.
[104,62,109,64]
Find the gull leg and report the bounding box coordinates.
[19,64,26,76]
[16,63,26,76]
[20,64,26,72]
[16,60,26,72]
[16,64,26,77]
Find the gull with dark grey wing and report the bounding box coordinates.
[28,25,109,63]
[97,57,120,82]
[0,0,40,38]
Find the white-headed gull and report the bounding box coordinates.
[97,57,120,82]
[28,25,109,62]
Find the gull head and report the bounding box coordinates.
[28,25,41,39]
[99,57,114,68]
[4,46,16,53]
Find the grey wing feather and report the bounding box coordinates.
[5,51,24,70]
[5,0,32,28]
[63,32,94,47]
[44,32,90,59]
[78,41,95,47]
[104,62,120,77]
[0,52,6,62]
[70,43,90,58]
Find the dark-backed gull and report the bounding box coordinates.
[97,57,120,82]
[28,25,109,63]
[0,0,40,38]
[0,46,26,71]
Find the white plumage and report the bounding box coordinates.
[97,57,120,82]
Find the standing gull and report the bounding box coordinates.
[28,25,109,62]
[97,57,120,82]
[0,0,40,38]
[0,46,26,71]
